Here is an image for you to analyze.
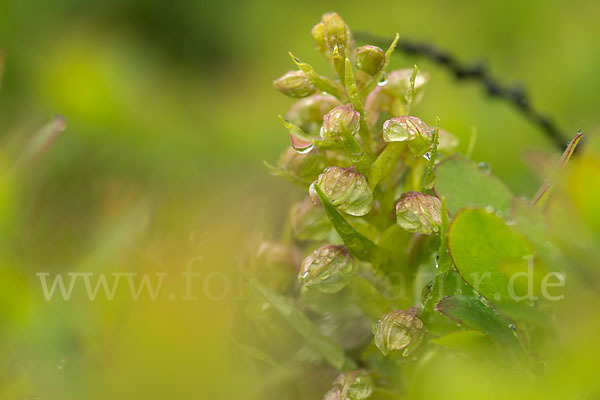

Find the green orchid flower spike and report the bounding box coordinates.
[252,10,583,399]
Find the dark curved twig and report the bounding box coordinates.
[354,31,568,150]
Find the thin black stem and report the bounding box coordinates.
[354,31,568,151]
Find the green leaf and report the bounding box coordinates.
[314,184,386,263]
[431,330,497,356]
[422,270,464,313]
[369,142,404,190]
[344,58,364,113]
[231,337,282,369]
[435,295,521,350]
[434,157,513,216]
[249,277,355,371]
[448,209,536,303]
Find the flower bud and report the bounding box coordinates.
[273,70,316,98]
[309,166,373,216]
[311,22,328,53]
[290,197,332,241]
[373,308,425,357]
[383,116,430,142]
[320,105,360,141]
[322,12,353,56]
[278,147,328,182]
[324,370,374,400]
[438,128,459,152]
[253,242,295,293]
[383,116,433,156]
[287,94,342,135]
[299,245,354,293]
[355,45,385,76]
[383,68,430,98]
[395,191,442,234]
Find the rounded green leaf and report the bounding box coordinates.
[448,209,537,303]
[434,157,513,216]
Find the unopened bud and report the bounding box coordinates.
[273,70,316,98]
[320,105,360,141]
[311,22,328,53]
[373,308,425,357]
[278,147,328,182]
[253,242,295,293]
[309,166,373,216]
[287,94,342,134]
[384,68,429,97]
[395,191,442,234]
[322,12,353,56]
[383,116,430,142]
[299,245,354,293]
[324,370,374,400]
[290,197,332,241]
[355,45,385,76]
[383,116,433,156]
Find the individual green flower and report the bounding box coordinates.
[290,197,332,241]
[311,21,328,53]
[298,244,354,293]
[323,370,375,400]
[355,45,385,76]
[287,94,342,135]
[395,191,442,234]
[321,12,353,57]
[252,242,295,293]
[278,147,328,182]
[373,308,425,357]
[273,70,316,98]
[383,116,433,156]
[383,68,429,103]
[364,69,430,125]
[383,116,429,142]
[320,105,360,142]
[309,166,373,216]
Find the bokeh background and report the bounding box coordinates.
[1,0,599,399]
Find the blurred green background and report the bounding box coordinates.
[0,0,599,399]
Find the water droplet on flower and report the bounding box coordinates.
[423,152,431,161]
[294,144,313,154]
[478,161,491,173]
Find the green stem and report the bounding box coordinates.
[369,142,404,190]
[420,117,440,191]
[340,128,372,177]
[406,65,418,116]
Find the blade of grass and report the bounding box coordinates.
[249,277,355,371]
